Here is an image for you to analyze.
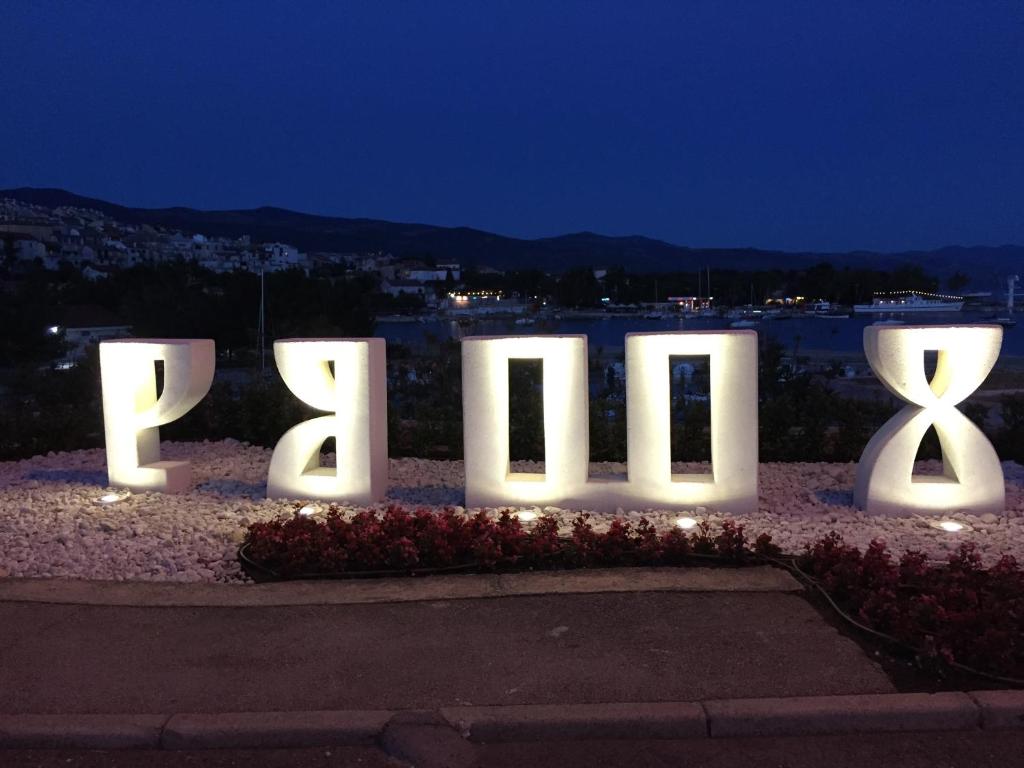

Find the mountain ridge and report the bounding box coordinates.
[2,187,1021,279]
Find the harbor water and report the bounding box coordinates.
[376,312,1023,361]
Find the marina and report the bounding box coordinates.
[376,309,1024,360]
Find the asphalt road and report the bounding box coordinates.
[0,591,891,714]
[5,732,1024,768]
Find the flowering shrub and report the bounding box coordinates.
[243,504,767,577]
[796,533,1024,678]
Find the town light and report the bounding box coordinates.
[47,325,60,335]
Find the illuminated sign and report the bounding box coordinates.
[462,332,757,513]
[266,339,387,503]
[97,325,1006,516]
[99,339,214,492]
[854,325,1004,515]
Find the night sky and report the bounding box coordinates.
[2,1,1022,252]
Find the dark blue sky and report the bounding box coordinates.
[2,1,1022,252]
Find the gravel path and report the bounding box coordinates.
[1,439,1022,583]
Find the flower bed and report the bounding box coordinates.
[243,504,1024,683]
[241,504,772,578]
[795,533,1024,684]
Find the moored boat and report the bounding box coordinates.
[853,291,964,313]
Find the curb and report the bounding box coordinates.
[160,710,394,749]
[1,691,1022,750]
[0,566,801,607]
[441,702,707,742]
[0,714,168,749]
[703,692,979,738]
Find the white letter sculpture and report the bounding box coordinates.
[99,339,215,492]
[625,331,758,512]
[854,325,1004,515]
[267,339,387,503]
[462,331,757,513]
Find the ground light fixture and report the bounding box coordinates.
[95,491,130,504]
[513,510,540,522]
[929,519,971,533]
[675,516,699,530]
[298,504,320,517]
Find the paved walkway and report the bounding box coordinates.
[0,568,892,715]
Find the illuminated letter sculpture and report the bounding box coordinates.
[462,335,590,507]
[854,325,1004,515]
[266,339,387,503]
[462,331,757,513]
[624,331,758,513]
[99,339,215,492]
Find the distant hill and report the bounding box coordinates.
[2,187,1022,280]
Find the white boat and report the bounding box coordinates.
[853,292,963,313]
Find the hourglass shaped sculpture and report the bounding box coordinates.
[853,325,1004,515]
[99,339,215,492]
[266,338,387,503]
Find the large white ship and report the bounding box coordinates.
[853,291,964,313]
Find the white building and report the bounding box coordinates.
[382,278,428,298]
[52,305,132,366]
[14,239,47,261]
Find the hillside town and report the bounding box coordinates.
[0,196,463,295]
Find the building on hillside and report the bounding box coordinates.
[381,278,428,298]
[406,268,450,282]
[51,305,132,367]
[261,242,304,271]
[437,263,461,280]
[14,238,48,262]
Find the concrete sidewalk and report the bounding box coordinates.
[0,575,893,715]
[5,568,1024,764]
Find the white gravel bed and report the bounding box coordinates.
[1,439,1023,583]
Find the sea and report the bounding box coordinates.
[376,311,1023,361]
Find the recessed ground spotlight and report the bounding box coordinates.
[298,504,320,517]
[675,517,699,530]
[95,491,129,504]
[514,510,540,522]
[930,519,970,533]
